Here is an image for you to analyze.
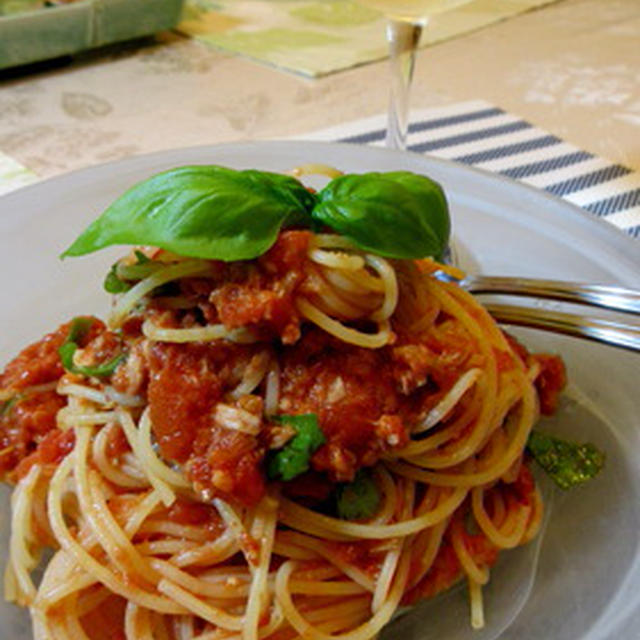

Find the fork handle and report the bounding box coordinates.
[466,276,640,315]
[486,303,640,352]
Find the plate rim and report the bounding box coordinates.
[0,139,638,639]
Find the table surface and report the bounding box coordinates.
[0,0,638,180]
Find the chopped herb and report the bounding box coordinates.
[267,413,326,482]
[134,250,150,263]
[58,317,124,379]
[64,316,93,345]
[527,430,605,490]
[104,263,132,293]
[104,251,156,294]
[0,395,20,417]
[335,469,381,520]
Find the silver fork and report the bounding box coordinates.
[434,272,640,352]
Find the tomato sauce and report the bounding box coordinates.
[190,428,266,507]
[0,238,564,513]
[532,353,566,414]
[0,390,66,477]
[78,594,127,640]
[145,316,483,500]
[0,318,108,479]
[167,499,223,529]
[13,427,75,481]
[508,462,536,507]
[405,541,461,604]
[147,342,224,463]
[0,324,68,392]
[393,321,480,394]
[326,540,382,579]
[279,328,405,481]
[208,231,311,344]
[504,333,566,414]
[1,317,105,393]
[405,516,498,605]
[106,424,131,459]
[281,471,334,504]
[147,341,267,506]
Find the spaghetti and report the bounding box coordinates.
[1,224,565,639]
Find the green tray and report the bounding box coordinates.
[0,0,184,70]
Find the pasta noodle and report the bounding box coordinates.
[0,220,567,640]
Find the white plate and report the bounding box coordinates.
[0,141,638,640]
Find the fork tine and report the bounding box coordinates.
[485,303,640,353]
[462,275,640,315]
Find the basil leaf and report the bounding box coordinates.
[527,430,605,490]
[134,250,151,264]
[1,395,21,417]
[59,317,124,378]
[313,171,450,259]
[336,469,380,520]
[104,264,132,293]
[267,413,326,482]
[66,316,93,344]
[62,166,317,262]
[104,251,158,293]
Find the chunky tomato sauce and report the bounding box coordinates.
[78,595,127,640]
[279,328,407,481]
[1,391,66,468]
[326,539,383,579]
[531,353,566,414]
[0,232,565,510]
[0,323,69,479]
[167,499,224,532]
[12,419,75,481]
[0,324,68,392]
[0,317,111,480]
[406,463,536,603]
[505,334,566,414]
[202,230,310,345]
[404,513,499,605]
[147,342,225,462]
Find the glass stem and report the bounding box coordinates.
[385,19,425,150]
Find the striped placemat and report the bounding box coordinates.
[301,100,640,239]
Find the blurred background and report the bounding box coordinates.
[0,0,638,235]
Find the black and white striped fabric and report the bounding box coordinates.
[302,100,640,239]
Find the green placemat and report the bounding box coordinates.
[0,0,185,71]
[178,0,560,77]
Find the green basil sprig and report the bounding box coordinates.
[527,430,605,490]
[62,166,316,262]
[335,469,381,520]
[61,166,450,263]
[58,317,124,378]
[104,251,159,294]
[0,395,20,417]
[267,413,326,482]
[104,264,132,294]
[314,171,450,260]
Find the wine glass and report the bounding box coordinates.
[355,0,473,150]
